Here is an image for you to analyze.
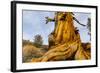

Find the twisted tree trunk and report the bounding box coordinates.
[31,12,91,62]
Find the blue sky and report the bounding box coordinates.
[23,10,90,45]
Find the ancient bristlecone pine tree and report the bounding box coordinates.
[31,12,91,62]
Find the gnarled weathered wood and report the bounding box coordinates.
[31,12,91,62]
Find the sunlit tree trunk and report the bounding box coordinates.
[31,12,91,62]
